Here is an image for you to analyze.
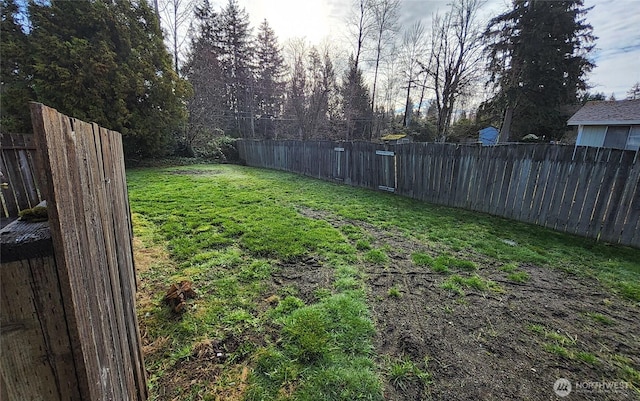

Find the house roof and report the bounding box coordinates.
[567,99,640,126]
[381,134,407,141]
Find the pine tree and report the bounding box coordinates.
[280,45,338,140]
[484,0,595,140]
[253,19,285,138]
[182,0,226,153]
[306,47,334,138]
[219,0,254,137]
[0,0,33,132]
[341,56,372,140]
[24,0,189,158]
[627,83,640,100]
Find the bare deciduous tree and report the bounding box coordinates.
[400,21,427,127]
[368,0,400,137]
[425,0,484,141]
[627,82,640,100]
[380,46,402,120]
[158,0,195,74]
[346,0,375,71]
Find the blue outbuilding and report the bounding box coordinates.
[479,126,499,146]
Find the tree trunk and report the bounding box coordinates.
[499,106,513,142]
[154,0,160,23]
[173,4,179,74]
[403,83,411,127]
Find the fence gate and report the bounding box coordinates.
[333,146,346,181]
[376,149,396,192]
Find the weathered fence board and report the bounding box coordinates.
[1,102,148,401]
[1,253,82,401]
[238,139,640,247]
[0,133,43,217]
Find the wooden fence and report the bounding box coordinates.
[1,103,147,400]
[0,133,43,218]
[238,140,640,248]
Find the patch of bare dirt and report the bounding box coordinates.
[168,169,223,175]
[299,207,640,401]
[269,255,334,304]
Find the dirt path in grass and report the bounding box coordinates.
[298,208,640,401]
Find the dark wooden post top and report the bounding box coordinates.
[0,219,52,263]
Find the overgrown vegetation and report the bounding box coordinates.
[128,164,640,400]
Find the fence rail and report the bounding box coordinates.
[238,140,640,248]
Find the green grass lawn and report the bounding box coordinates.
[128,164,640,400]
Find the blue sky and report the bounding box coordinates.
[582,0,640,97]
[241,0,640,98]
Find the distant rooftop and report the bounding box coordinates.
[568,99,640,125]
[380,134,407,141]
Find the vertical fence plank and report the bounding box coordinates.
[1,256,82,401]
[529,145,558,225]
[544,149,573,230]
[617,152,640,245]
[587,149,622,239]
[29,103,147,401]
[599,151,636,243]
[469,145,487,212]
[0,133,44,217]
[565,147,596,235]
[237,139,639,247]
[517,145,541,223]
[490,145,511,217]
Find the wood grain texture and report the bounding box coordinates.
[0,256,81,401]
[13,102,149,401]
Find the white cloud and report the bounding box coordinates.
[582,0,640,96]
[243,0,338,43]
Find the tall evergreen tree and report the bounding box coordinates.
[182,0,225,153]
[306,47,335,139]
[283,43,307,139]
[341,56,371,140]
[219,0,253,137]
[483,0,595,140]
[253,19,285,139]
[9,0,189,158]
[1,0,33,132]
